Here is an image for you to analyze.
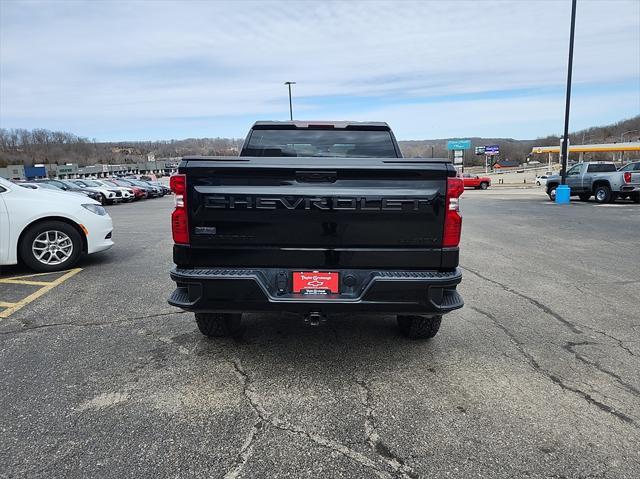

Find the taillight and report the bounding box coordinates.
[624,171,632,184]
[170,174,189,244]
[170,174,186,195]
[443,177,464,248]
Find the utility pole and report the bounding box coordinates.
[284,81,296,121]
[556,0,577,204]
[560,0,577,187]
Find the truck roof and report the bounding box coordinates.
[251,121,391,130]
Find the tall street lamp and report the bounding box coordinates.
[556,0,577,204]
[619,129,639,162]
[284,81,296,121]
[621,129,640,143]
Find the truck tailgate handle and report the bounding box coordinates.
[295,170,338,183]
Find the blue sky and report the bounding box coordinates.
[1,0,639,141]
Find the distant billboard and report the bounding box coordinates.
[475,146,486,155]
[447,139,471,150]
[485,145,500,156]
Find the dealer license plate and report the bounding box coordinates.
[292,271,339,294]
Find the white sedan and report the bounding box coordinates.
[535,175,550,187]
[0,177,114,272]
[68,179,122,204]
[92,179,134,201]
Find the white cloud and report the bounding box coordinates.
[344,89,639,139]
[1,0,638,139]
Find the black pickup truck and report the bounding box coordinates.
[168,121,464,339]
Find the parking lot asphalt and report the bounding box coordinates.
[1,190,639,478]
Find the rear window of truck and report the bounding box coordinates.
[587,164,616,172]
[242,129,398,158]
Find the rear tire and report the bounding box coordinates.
[578,193,591,202]
[397,315,442,339]
[547,185,557,201]
[195,313,242,338]
[632,193,640,204]
[479,182,488,190]
[594,184,612,204]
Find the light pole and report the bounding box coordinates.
[556,0,577,204]
[284,81,296,121]
[619,129,639,162]
[621,129,639,143]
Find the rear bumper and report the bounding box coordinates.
[168,267,463,315]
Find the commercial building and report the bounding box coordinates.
[531,142,640,169]
[0,165,26,180]
[24,165,47,180]
[1,158,179,180]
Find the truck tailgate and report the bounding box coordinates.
[176,157,456,270]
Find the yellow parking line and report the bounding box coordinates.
[0,301,16,308]
[0,279,52,286]
[0,268,82,319]
[3,271,64,280]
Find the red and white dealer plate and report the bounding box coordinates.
[292,271,339,294]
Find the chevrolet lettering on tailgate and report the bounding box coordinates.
[204,196,434,211]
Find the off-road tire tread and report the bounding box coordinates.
[397,315,442,339]
[195,313,242,337]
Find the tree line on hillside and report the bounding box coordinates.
[1,116,638,168]
[0,128,244,167]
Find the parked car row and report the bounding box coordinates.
[17,177,171,205]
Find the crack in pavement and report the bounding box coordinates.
[228,358,396,479]
[563,341,640,398]
[461,266,583,334]
[470,306,637,427]
[224,420,264,479]
[357,380,420,479]
[462,266,638,358]
[0,310,185,335]
[589,330,636,357]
